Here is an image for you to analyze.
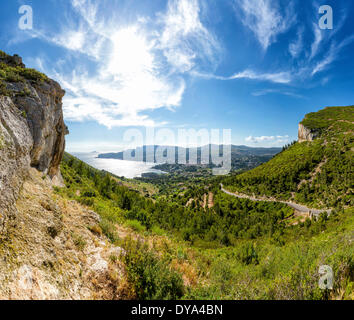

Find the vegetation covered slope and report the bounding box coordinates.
[57,152,353,300]
[223,106,354,209]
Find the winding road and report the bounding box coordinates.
[220,184,332,218]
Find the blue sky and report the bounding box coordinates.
[1,0,353,151]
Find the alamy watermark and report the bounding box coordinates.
[17,4,333,31]
[18,5,33,30]
[123,128,232,176]
[319,5,333,30]
[319,265,333,290]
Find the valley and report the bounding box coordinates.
[0,52,353,300]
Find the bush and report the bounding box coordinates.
[78,197,94,206]
[100,218,119,244]
[125,219,146,233]
[0,50,9,58]
[19,68,48,82]
[0,81,9,96]
[121,238,184,300]
[238,243,259,265]
[151,225,165,236]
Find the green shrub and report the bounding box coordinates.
[151,225,165,236]
[0,50,9,58]
[19,68,48,82]
[121,238,184,300]
[0,62,48,85]
[0,81,9,96]
[99,218,119,244]
[238,243,259,265]
[78,197,94,206]
[125,219,146,233]
[72,233,87,250]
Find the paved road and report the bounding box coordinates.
[220,184,332,217]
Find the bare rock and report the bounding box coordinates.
[298,123,319,143]
[13,78,67,177]
[0,54,68,232]
[0,96,33,232]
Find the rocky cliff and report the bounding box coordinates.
[0,53,67,232]
[298,123,319,142]
[0,53,124,300]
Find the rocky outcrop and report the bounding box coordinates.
[0,53,25,68]
[0,169,124,300]
[12,77,68,177]
[0,97,33,232]
[0,54,127,300]
[298,123,319,142]
[0,53,68,232]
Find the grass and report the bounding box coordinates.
[301,106,354,130]
[0,61,48,86]
[125,219,146,233]
[72,233,87,251]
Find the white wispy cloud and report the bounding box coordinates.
[289,27,304,58]
[193,69,292,84]
[235,0,295,50]
[158,0,220,73]
[311,35,354,76]
[252,89,305,99]
[229,70,291,83]
[33,0,219,128]
[310,23,323,59]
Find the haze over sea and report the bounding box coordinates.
[71,152,164,179]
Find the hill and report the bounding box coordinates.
[98,144,282,171]
[223,106,354,209]
[57,152,353,300]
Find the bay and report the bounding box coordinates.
[71,152,165,179]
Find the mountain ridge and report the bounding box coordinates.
[98,144,282,170]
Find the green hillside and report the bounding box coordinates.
[56,151,354,300]
[223,106,354,209]
[53,106,353,300]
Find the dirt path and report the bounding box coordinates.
[220,184,332,218]
[208,192,214,208]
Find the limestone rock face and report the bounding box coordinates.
[12,78,67,177]
[298,123,319,143]
[0,54,67,231]
[0,97,33,232]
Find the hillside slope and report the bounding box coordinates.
[0,51,67,232]
[1,52,352,300]
[223,106,354,209]
[0,52,127,299]
[98,145,281,170]
[58,153,354,300]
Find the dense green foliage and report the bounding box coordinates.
[0,62,48,84]
[223,106,354,208]
[60,153,293,248]
[187,208,353,300]
[121,238,185,299]
[58,150,353,300]
[56,106,353,300]
[301,106,354,130]
[0,52,48,97]
[0,50,9,58]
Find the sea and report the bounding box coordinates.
[71,152,165,179]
